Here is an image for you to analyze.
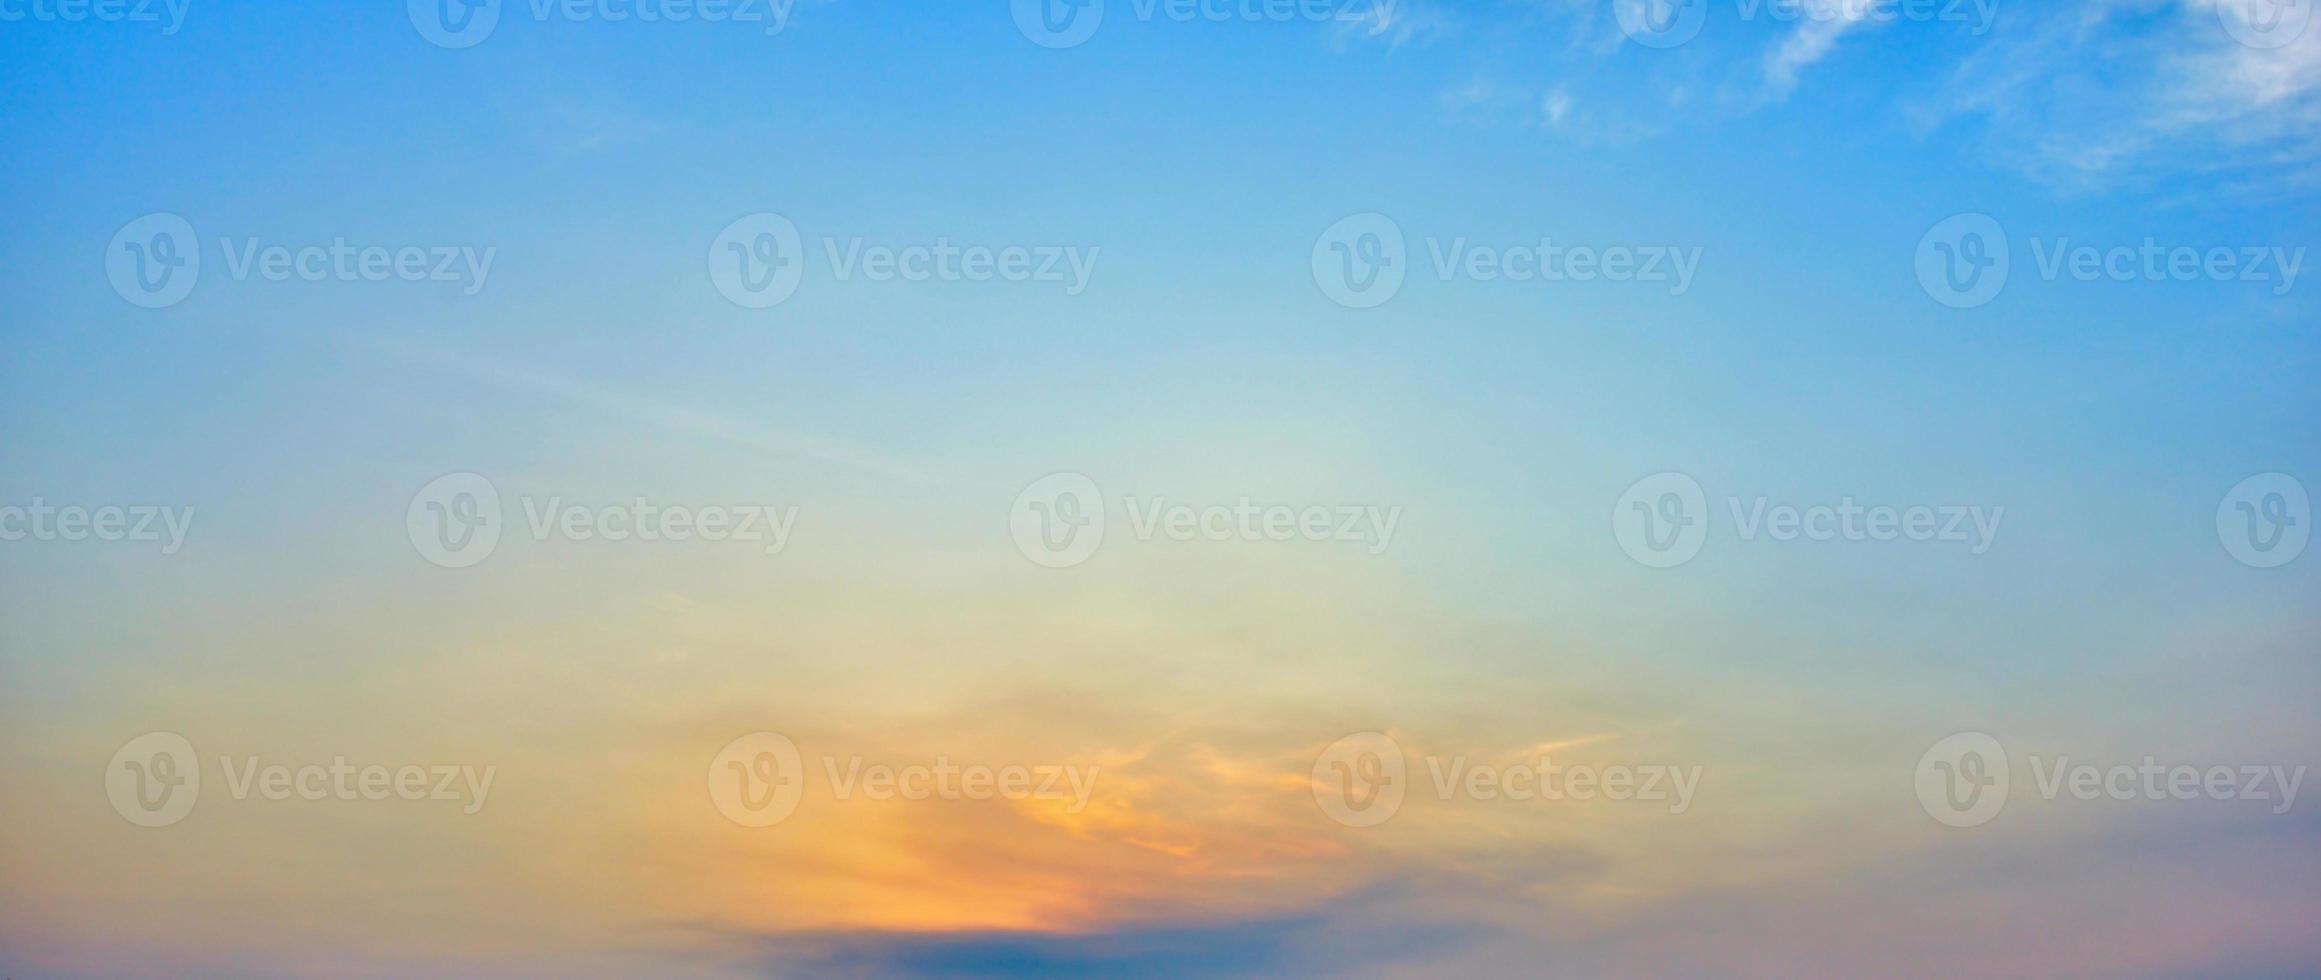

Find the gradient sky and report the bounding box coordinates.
[2,1,2318,977]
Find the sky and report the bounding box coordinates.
[1,0,2318,976]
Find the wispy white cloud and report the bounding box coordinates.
[1332,0,1453,49]
[1404,0,2317,194]
[1921,0,2321,193]
[1762,0,1881,102]
[1543,87,1576,127]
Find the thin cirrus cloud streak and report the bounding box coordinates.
[1915,1,2321,191]
[1428,0,2319,192]
[346,334,950,487]
[1761,1,1878,102]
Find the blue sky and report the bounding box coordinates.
[2,1,2318,977]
